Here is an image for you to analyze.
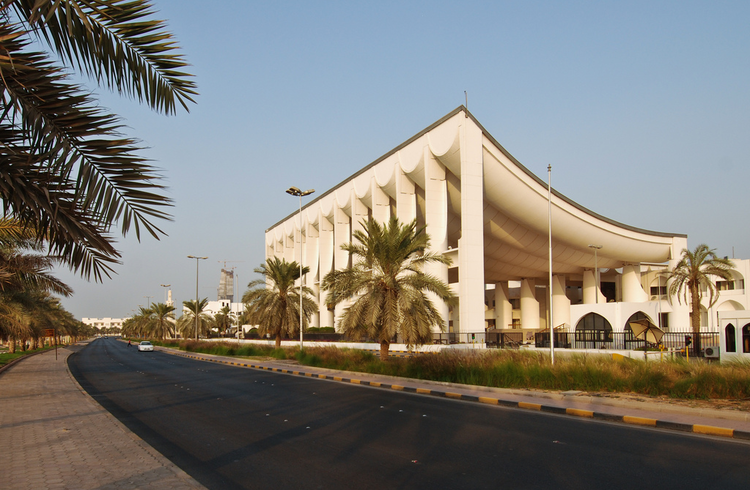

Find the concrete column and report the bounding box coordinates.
[520,279,540,330]
[283,229,296,263]
[304,220,320,329]
[622,264,648,303]
[317,213,334,328]
[458,119,485,334]
[551,275,571,329]
[583,269,605,304]
[396,166,416,225]
[494,282,513,330]
[351,192,369,236]
[371,180,391,224]
[424,150,450,331]
[333,205,351,325]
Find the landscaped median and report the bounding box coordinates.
[149,339,750,404]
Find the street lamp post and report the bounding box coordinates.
[286,186,315,350]
[187,256,208,340]
[144,296,153,307]
[160,284,171,305]
[588,245,603,303]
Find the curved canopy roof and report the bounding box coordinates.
[267,107,685,282]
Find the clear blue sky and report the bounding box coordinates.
[56,0,750,319]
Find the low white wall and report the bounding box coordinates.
[206,338,663,359]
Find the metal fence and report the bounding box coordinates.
[532,331,720,357]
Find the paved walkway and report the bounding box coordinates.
[0,343,205,490]
[2,342,749,490]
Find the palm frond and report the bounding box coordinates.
[12,0,197,114]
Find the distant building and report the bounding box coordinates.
[218,268,235,302]
[82,317,128,331]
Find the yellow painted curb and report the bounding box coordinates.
[566,408,594,418]
[351,379,361,384]
[445,392,462,399]
[333,376,343,381]
[391,385,404,391]
[416,388,431,394]
[623,416,657,426]
[693,425,734,437]
[519,402,542,411]
[370,382,381,387]
[478,397,498,405]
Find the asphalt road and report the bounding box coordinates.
[70,338,750,490]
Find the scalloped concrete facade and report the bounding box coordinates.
[265,107,689,335]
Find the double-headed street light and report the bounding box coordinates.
[187,256,208,340]
[286,186,315,349]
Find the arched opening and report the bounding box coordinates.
[743,324,750,354]
[624,311,655,349]
[725,324,736,353]
[575,313,612,348]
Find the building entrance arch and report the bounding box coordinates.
[575,313,612,349]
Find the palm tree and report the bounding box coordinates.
[668,244,734,353]
[322,217,456,361]
[213,305,234,337]
[1,2,197,280]
[177,299,212,339]
[242,257,317,349]
[0,218,72,351]
[150,303,176,339]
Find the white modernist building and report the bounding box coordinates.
[81,317,128,332]
[265,107,749,358]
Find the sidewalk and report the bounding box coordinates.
[0,342,205,490]
[163,347,750,439]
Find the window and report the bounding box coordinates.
[725,324,736,353]
[717,280,735,291]
[659,312,669,330]
[448,267,459,284]
[650,286,667,296]
[743,324,750,354]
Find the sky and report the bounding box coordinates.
[54,0,750,320]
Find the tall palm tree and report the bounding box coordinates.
[177,298,212,339]
[322,217,456,361]
[150,303,176,339]
[1,1,197,280]
[242,257,317,349]
[668,244,734,352]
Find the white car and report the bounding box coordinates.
[137,341,154,352]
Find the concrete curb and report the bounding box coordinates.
[163,348,750,442]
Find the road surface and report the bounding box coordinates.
[70,338,750,489]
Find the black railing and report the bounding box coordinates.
[486,330,524,348]
[531,331,719,357]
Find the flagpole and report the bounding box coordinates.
[548,164,554,365]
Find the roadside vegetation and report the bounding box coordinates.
[152,340,750,401]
